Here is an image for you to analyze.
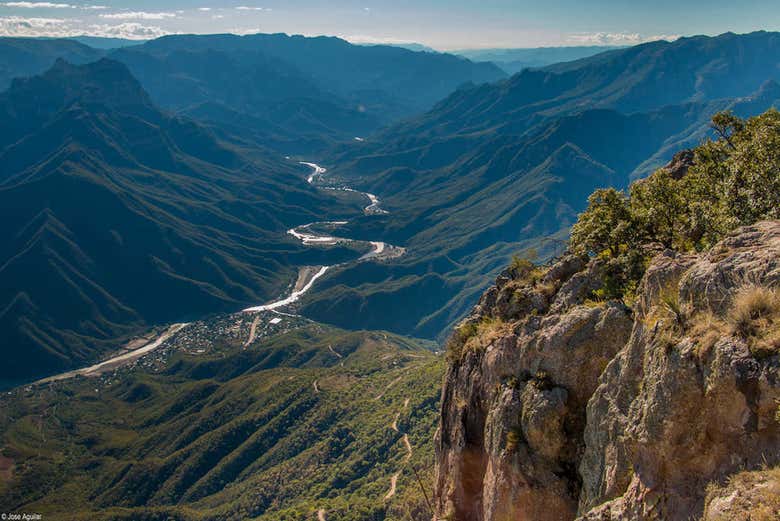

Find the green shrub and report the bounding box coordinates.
[570,109,780,300]
[509,249,542,283]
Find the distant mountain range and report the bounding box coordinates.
[2,30,780,383]
[108,34,505,152]
[299,31,780,340]
[0,58,365,385]
[68,36,146,49]
[0,37,101,91]
[453,45,622,74]
[0,34,506,154]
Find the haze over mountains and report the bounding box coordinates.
[453,45,620,74]
[0,34,505,154]
[0,37,102,91]
[1,30,779,386]
[300,31,780,339]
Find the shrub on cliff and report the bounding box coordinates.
[570,108,780,297]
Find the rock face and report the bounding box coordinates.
[434,221,780,521]
[434,255,634,521]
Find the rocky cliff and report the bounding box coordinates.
[434,221,780,521]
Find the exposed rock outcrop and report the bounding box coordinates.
[434,221,780,521]
[435,254,634,521]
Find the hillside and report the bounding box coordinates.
[121,33,505,122]
[434,109,780,520]
[0,38,102,91]
[298,31,780,341]
[0,34,505,155]
[107,33,504,153]
[0,312,443,521]
[0,59,367,386]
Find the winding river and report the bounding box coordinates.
[36,162,398,384]
[243,161,402,312]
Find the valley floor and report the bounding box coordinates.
[0,306,443,521]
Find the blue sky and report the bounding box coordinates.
[0,0,778,49]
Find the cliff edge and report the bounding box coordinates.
[434,221,780,521]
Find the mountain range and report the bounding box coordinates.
[0,26,780,521]
[0,34,505,154]
[0,37,101,91]
[0,58,366,386]
[297,31,780,340]
[2,30,780,383]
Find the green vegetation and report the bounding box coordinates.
[307,31,780,343]
[570,110,780,298]
[0,321,443,520]
[509,249,541,282]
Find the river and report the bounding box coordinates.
[243,161,402,312]
[35,162,401,384]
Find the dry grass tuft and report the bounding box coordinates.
[659,283,688,331]
[446,316,512,361]
[464,317,511,352]
[728,285,780,358]
[704,466,780,521]
[505,427,523,452]
[645,281,692,350]
[687,312,729,358]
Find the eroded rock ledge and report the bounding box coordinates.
[434,221,780,521]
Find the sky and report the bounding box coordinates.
[0,0,779,50]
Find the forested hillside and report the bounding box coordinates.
[301,31,780,341]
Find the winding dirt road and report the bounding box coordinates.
[384,398,415,501]
[384,473,399,500]
[243,316,260,348]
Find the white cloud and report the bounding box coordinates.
[2,2,74,8]
[0,15,72,36]
[565,32,679,46]
[0,15,171,39]
[236,6,269,11]
[99,11,177,20]
[1,2,110,9]
[342,34,420,45]
[87,22,171,39]
[197,7,211,11]
[230,26,262,35]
